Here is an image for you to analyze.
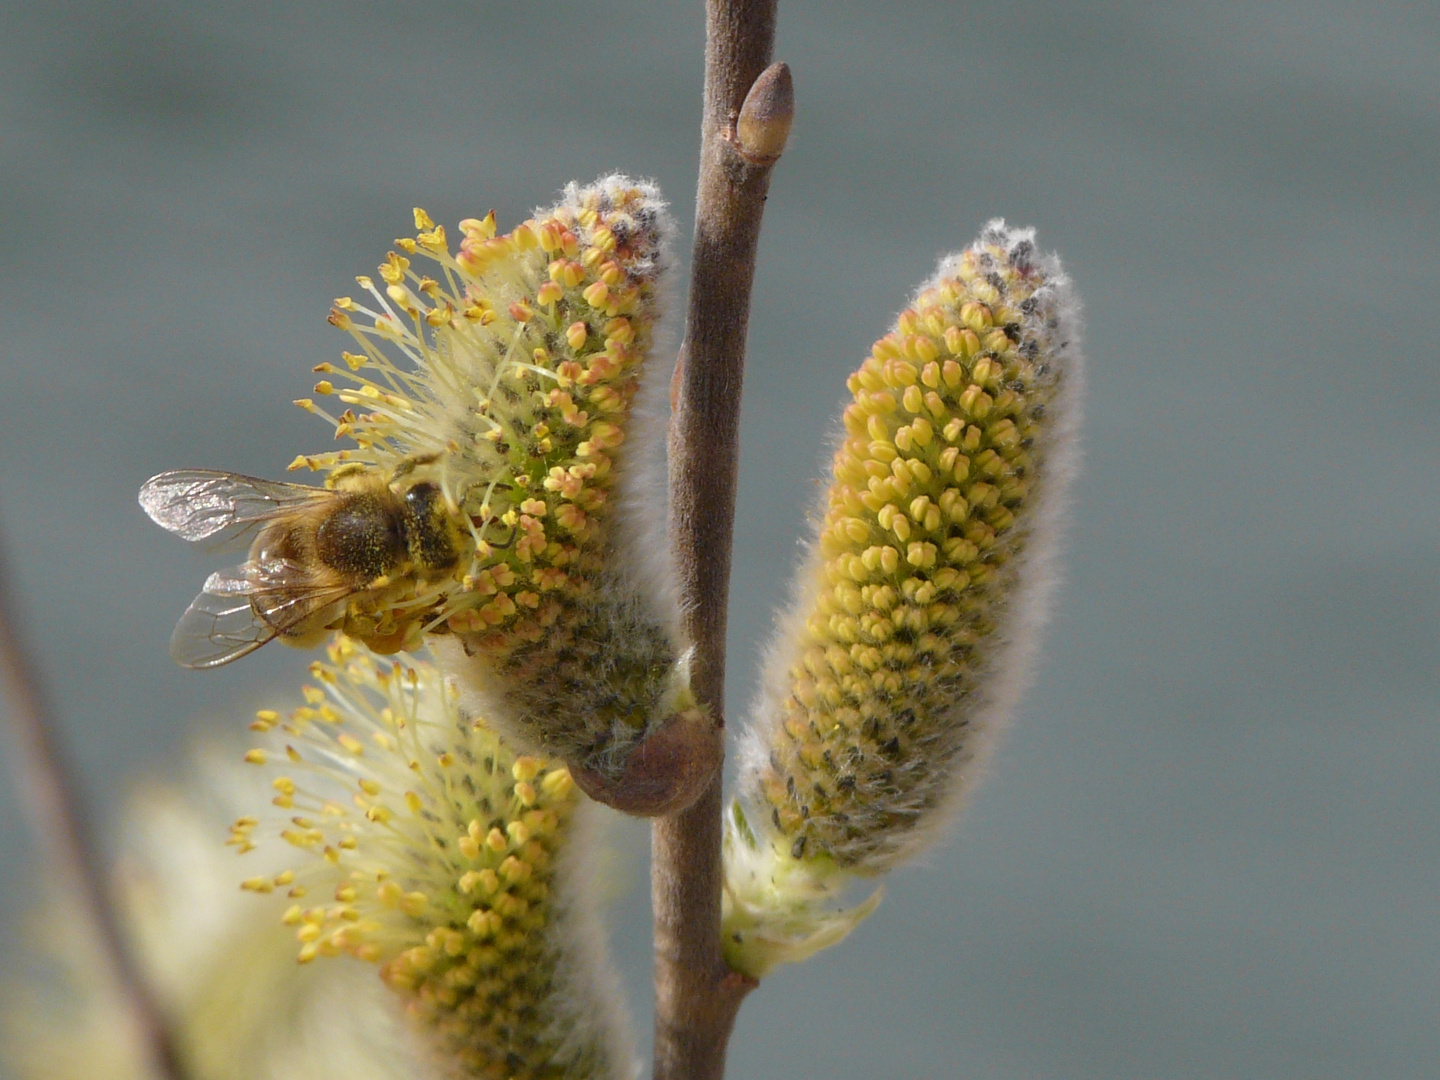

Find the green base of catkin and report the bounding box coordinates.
[720,800,883,980]
[438,570,694,781]
[737,221,1083,876]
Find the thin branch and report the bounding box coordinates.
[0,532,189,1080]
[654,2,793,1077]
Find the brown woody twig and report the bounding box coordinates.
[654,1,793,1077]
[0,534,189,1080]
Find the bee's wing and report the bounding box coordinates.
[170,560,354,669]
[139,469,323,542]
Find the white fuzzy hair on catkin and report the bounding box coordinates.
[540,800,641,1080]
[589,175,686,656]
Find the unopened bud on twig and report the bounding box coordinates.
[734,62,794,163]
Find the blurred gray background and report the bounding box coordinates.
[2,1,1438,1077]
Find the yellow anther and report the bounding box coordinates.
[511,222,538,250]
[867,439,897,464]
[376,881,404,907]
[457,870,484,895]
[959,387,993,419]
[499,855,531,883]
[541,769,575,798]
[960,301,993,331]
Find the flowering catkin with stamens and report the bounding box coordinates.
[234,637,636,1080]
[724,222,1082,976]
[300,175,674,658]
[142,174,704,806]
[320,177,700,805]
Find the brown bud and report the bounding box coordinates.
[734,62,794,164]
[569,707,719,816]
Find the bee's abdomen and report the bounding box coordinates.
[402,482,460,571]
[315,494,404,580]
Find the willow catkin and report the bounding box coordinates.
[143,176,706,812]
[236,638,637,1080]
[725,222,1083,976]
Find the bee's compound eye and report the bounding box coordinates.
[315,495,404,579]
[403,482,441,515]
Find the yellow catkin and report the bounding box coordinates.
[143,176,698,788]
[726,221,1083,977]
[318,179,672,685]
[236,636,634,1080]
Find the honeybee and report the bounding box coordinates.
[139,466,465,668]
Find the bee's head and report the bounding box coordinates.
[402,481,464,572]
